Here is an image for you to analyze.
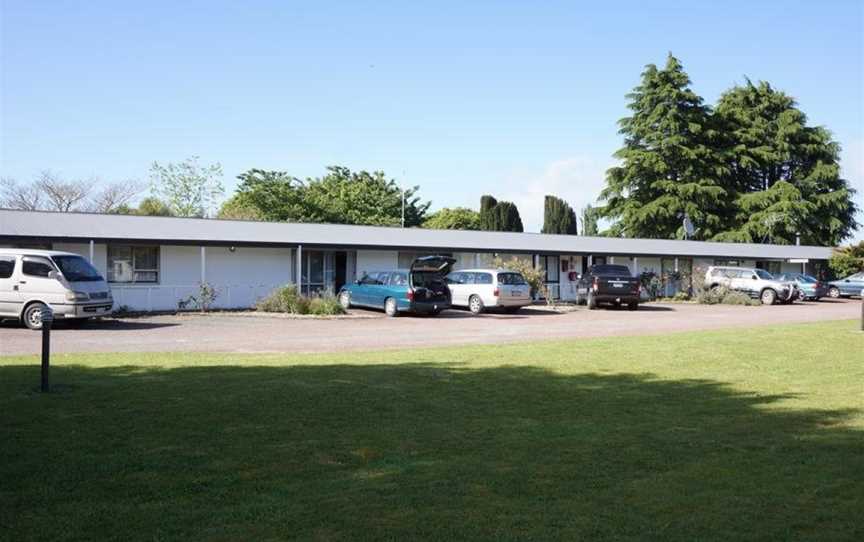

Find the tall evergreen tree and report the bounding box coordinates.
[542,195,578,234]
[713,80,858,245]
[580,205,600,236]
[494,201,524,232]
[600,54,729,240]
[479,195,498,230]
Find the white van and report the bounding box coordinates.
[445,268,532,315]
[0,249,114,329]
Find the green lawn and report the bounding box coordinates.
[2,321,863,541]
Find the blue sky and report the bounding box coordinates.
[2,0,862,239]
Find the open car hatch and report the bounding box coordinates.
[410,255,457,276]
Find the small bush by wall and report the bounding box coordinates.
[256,285,346,315]
[696,286,759,306]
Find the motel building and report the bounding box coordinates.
[0,209,833,312]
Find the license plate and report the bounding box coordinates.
[577,288,588,294]
[512,290,523,296]
[612,283,624,288]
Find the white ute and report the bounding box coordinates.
[0,249,114,329]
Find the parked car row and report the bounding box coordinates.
[706,266,864,304]
[338,256,535,316]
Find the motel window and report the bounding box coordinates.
[714,259,742,267]
[756,261,782,276]
[107,245,160,283]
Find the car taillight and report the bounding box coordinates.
[493,287,500,297]
[406,289,414,301]
[592,277,599,292]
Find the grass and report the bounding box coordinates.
[2,321,863,541]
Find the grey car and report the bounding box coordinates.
[704,266,798,305]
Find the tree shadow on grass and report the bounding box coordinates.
[1,363,862,541]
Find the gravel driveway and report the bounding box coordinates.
[1,299,860,356]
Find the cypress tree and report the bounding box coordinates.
[542,195,578,234]
[479,195,498,230]
[599,54,729,240]
[495,201,524,232]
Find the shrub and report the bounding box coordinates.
[256,286,346,315]
[696,285,758,306]
[256,285,310,314]
[307,294,346,316]
[720,291,759,306]
[672,291,690,302]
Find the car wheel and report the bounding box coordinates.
[628,302,638,311]
[339,291,351,310]
[760,289,777,306]
[23,302,48,330]
[468,295,484,315]
[587,292,597,310]
[828,287,840,298]
[384,297,399,317]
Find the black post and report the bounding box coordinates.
[41,307,53,393]
[860,290,863,332]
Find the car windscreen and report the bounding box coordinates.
[799,274,817,283]
[52,255,103,282]
[755,269,774,280]
[590,265,631,275]
[497,272,526,285]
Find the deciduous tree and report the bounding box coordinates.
[423,207,481,230]
[149,156,224,217]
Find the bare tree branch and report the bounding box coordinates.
[89,181,145,213]
[0,177,45,210]
[35,171,92,212]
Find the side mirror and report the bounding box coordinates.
[752,275,758,280]
[48,270,61,280]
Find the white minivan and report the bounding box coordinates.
[0,249,114,329]
[445,268,532,315]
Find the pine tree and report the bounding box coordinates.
[542,195,578,234]
[600,54,729,240]
[713,80,858,245]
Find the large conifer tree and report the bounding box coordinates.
[542,195,578,234]
[713,80,858,245]
[600,54,729,239]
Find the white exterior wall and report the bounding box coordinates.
[356,250,398,275]
[100,244,294,311]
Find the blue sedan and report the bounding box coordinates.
[827,272,864,299]
[338,255,455,316]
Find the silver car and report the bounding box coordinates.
[446,269,532,315]
[704,266,798,305]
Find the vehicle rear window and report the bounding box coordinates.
[591,265,631,275]
[497,272,526,285]
[389,272,408,286]
[0,256,15,279]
